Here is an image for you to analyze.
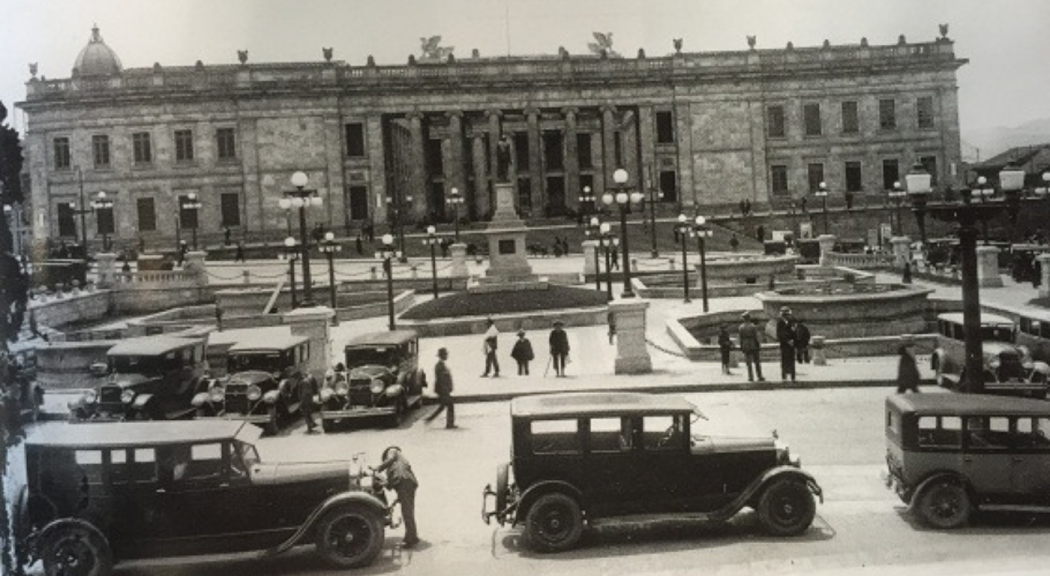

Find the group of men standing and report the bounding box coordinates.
[732,308,810,383]
[481,319,572,378]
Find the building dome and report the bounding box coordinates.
[73,25,123,77]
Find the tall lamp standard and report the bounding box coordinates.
[385,191,413,263]
[904,165,932,245]
[375,233,401,331]
[972,176,996,244]
[280,171,322,307]
[602,168,644,298]
[814,182,830,235]
[647,183,664,258]
[583,216,603,292]
[446,187,464,242]
[675,215,692,303]
[691,215,712,312]
[579,186,597,220]
[888,181,907,236]
[598,222,618,301]
[283,237,299,309]
[179,192,202,250]
[422,225,441,298]
[1034,171,1050,244]
[319,231,341,314]
[90,191,115,252]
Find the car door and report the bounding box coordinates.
[585,416,647,516]
[635,414,694,513]
[1009,417,1050,500]
[962,416,1014,498]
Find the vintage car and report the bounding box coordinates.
[481,392,823,552]
[70,336,210,421]
[931,312,1050,398]
[193,333,311,433]
[319,330,426,431]
[13,420,395,575]
[884,393,1050,528]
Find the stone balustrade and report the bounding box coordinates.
[823,251,896,270]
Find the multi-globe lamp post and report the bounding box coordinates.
[446,187,464,242]
[675,215,692,303]
[90,191,115,252]
[386,191,413,263]
[583,216,603,292]
[598,222,619,301]
[179,192,202,250]
[888,181,907,236]
[903,164,932,245]
[579,185,597,219]
[319,231,341,314]
[601,168,644,298]
[422,225,441,299]
[691,215,712,312]
[282,237,299,309]
[646,183,664,258]
[375,233,401,331]
[814,182,830,234]
[280,171,323,307]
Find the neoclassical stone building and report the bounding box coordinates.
[18,26,966,252]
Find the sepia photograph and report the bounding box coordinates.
[2,1,1050,574]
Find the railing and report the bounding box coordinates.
[823,251,895,270]
[114,270,198,284]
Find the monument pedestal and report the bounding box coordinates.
[976,245,1003,288]
[472,181,539,292]
[449,243,469,278]
[283,306,335,376]
[891,236,912,268]
[184,250,209,285]
[582,240,599,277]
[609,299,653,374]
[96,252,118,288]
[817,234,836,267]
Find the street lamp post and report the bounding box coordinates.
[973,176,996,244]
[280,171,322,307]
[904,164,932,245]
[319,231,341,313]
[647,183,664,258]
[1035,171,1050,244]
[888,181,907,236]
[579,186,597,220]
[691,215,712,312]
[999,164,1026,243]
[446,187,464,242]
[423,225,441,299]
[583,216,603,291]
[283,237,299,309]
[375,233,401,331]
[814,182,829,235]
[179,192,202,251]
[90,191,115,252]
[602,168,644,298]
[386,191,413,263]
[675,215,691,303]
[599,222,618,301]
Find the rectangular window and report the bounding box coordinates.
[803,103,822,136]
[220,193,240,227]
[53,137,71,170]
[917,96,935,129]
[659,170,678,203]
[577,134,593,169]
[767,105,786,138]
[590,417,633,453]
[92,135,110,168]
[807,163,825,193]
[614,132,623,166]
[96,205,115,237]
[347,186,368,221]
[513,133,529,170]
[137,198,157,232]
[882,159,900,190]
[174,129,194,162]
[543,130,564,171]
[643,415,683,450]
[655,110,675,143]
[530,420,581,454]
[57,202,77,237]
[75,450,105,484]
[425,139,443,174]
[345,123,365,157]
[178,194,199,230]
[966,417,1011,450]
[841,101,859,134]
[216,128,236,160]
[920,155,939,187]
[132,132,152,165]
[879,99,897,130]
[770,165,789,196]
[845,161,863,192]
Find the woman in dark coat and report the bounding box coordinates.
[896,343,921,393]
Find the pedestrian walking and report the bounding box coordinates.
[234,241,245,263]
[738,312,765,382]
[355,234,363,255]
[427,347,456,428]
[511,329,535,376]
[738,199,747,217]
[611,245,620,270]
[549,321,571,377]
[776,307,797,382]
[481,318,500,377]
[300,373,319,433]
[896,337,921,393]
[729,234,739,252]
[177,241,188,267]
[801,196,808,213]
[374,446,419,547]
[717,324,734,375]
[756,225,765,243]
[794,319,811,364]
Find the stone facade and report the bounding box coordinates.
[19,29,966,255]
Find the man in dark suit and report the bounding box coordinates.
[300,373,319,433]
[549,321,570,377]
[374,446,419,547]
[427,348,455,428]
[738,312,765,382]
[776,307,797,382]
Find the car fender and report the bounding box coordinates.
[384,383,404,398]
[1031,361,1050,376]
[737,466,823,514]
[266,490,388,557]
[931,349,944,371]
[909,471,973,510]
[513,480,583,525]
[131,393,154,410]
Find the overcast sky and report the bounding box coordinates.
[2,0,1048,138]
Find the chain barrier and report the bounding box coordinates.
[645,337,690,359]
[204,270,246,281]
[634,259,674,269]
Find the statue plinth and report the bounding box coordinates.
[471,181,539,292]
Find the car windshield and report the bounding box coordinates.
[228,352,286,374]
[981,325,1015,343]
[110,354,174,376]
[236,441,260,470]
[346,347,397,369]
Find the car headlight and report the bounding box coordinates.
[989,358,1001,370]
[121,390,136,404]
[320,388,334,403]
[335,381,350,396]
[83,390,98,404]
[370,378,385,395]
[191,392,210,407]
[246,385,262,401]
[209,386,225,403]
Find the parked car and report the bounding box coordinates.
[931,312,1050,398]
[13,420,394,574]
[194,333,312,434]
[70,336,210,421]
[481,392,823,552]
[319,330,426,431]
[884,392,1050,529]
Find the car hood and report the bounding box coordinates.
[349,365,392,378]
[693,435,776,454]
[983,342,1021,357]
[228,371,275,386]
[251,461,353,486]
[104,373,151,388]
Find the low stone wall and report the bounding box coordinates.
[757,283,933,339]
[400,305,609,338]
[695,254,800,282]
[338,290,415,322]
[28,290,112,329]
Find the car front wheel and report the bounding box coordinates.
[315,506,385,569]
[757,479,816,536]
[40,522,113,576]
[524,493,584,553]
[916,480,971,529]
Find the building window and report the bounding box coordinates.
[132,132,152,165]
[845,161,863,192]
[879,99,897,130]
[347,185,369,221]
[767,105,786,138]
[53,137,71,170]
[216,128,236,160]
[882,159,900,190]
[220,193,240,227]
[655,111,675,144]
[577,134,593,169]
[178,194,199,230]
[841,101,859,134]
[659,171,678,202]
[807,163,825,193]
[920,155,939,186]
[514,133,530,171]
[174,130,194,162]
[917,96,935,129]
[425,139,443,174]
[345,123,365,157]
[92,135,110,168]
[803,103,822,137]
[136,198,156,231]
[770,165,789,196]
[57,202,77,237]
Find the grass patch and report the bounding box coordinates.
[401,284,609,320]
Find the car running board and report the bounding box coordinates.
[589,511,724,529]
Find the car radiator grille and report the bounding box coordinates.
[99,386,122,403]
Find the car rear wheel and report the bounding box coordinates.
[40,522,113,576]
[916,480,971,529]
[757,479,816,537]
[524,493,584,553]
[315,506,385,569]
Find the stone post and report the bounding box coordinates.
[608,299,653,374]
[890,236,911,268]
[449,242,469,278]
[582,240,599,277]
[184,251,209,286]
[976,245,1003,288]
[96,253,117,288]
[811,335,827,366]
[282,306,336,377]
[817,234,836,267]
[1039,253,1050,298]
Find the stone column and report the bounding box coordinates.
[184,250,209,286]
[96,252,118,288]
[526,107,543,214]
[891,236,912,268]
[282,306,336,377]
[601,104,617,188]
[563,107,580,207]
[582,239,599,277]
[450,242,469,278]
[1039,253,1050,299]
[609,299,653,374]
[486,109,502,180]
[471,134,490,219]
[407,111,427,220]
[446,111,466,210]
[976,245,1003,288]
[817,234,837,267]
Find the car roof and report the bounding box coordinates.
[937,312,1013,325]
[108,335,204,356]
[345,330,418,347]
[25,421,262,449]
[887,393,1050,417]
[511,392,697,419]
[228,333,310,353]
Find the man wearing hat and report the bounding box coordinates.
[549,321,571,377]
[373,446,419,547]
[896,335,920,393]
[511,329,535,376]
[426,347,455,428]
[738,312,765,382]
[776,307,797,382]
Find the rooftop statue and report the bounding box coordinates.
[588,32,620,58]
[420,35,454,62]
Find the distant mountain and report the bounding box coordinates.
[962,118,1050,162]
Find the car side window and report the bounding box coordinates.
[186,443,224,481]
[966,416,1011,450]
[74,450,104,485]
[643,415,683,450]
[131,448,158,483]
[917,415,961,448]
[530,419,581,454]
[590,417,633,452]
